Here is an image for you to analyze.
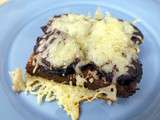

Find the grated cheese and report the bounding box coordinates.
[25,73,117,120]
[36,10,142,81]
[10,68,117,120]
[75,75,87,86]
[47,36,81,67]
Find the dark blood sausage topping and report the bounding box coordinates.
[116,60,142,97]
[131,25,144,45]
[26,15,143,97]
[41,14,68,34]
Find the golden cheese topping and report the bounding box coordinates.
[46,36,81,67]
[51,14,92,38]
[86,16,138,78]
[42,11,141,79]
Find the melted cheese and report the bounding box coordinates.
[51,14,92,38]
[86,16,136,75]
[44,12,140,79]
[47,37,81,67]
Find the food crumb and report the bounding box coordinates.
[9,68,25,92]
